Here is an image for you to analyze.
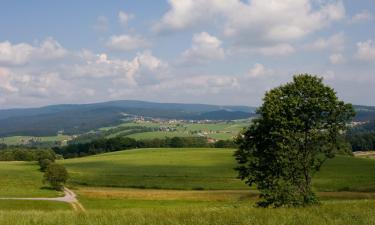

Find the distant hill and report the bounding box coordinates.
[353,105,375,122]
[0,100,255,137]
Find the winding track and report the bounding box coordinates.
[0,187,85,212]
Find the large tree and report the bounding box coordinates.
[235,74,355,207]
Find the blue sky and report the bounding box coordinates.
[0,0,374,108]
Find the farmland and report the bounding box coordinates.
[100,120,250,141]
[1,148,375,224]
[0,134,72,146]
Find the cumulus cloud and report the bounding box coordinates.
[106,34,150,51]
[247,63,274,78]
[118,11,134,27]
[0,67,18,93]
[0,38,67,66]
[154,0,345,46]
[305,32,345,51]
[71,50,168,87]
[0,42,35,66]
[350,10,373,23]
[356,40,375,61]
[181,32,225,63]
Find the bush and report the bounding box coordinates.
[43,163,68,190]
[39,159,53,172]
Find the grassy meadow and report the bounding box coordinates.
[1,147,375,224]
[62,148,247,190]
[101,120,249,140]
[0,200,374,225]
[0,135,72,146]
[61,148,375,192]
[0,161,61,197]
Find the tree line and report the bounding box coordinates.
[53,136,237,158]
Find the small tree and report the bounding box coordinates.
[235,74,355,207]
[39,158,52,172]
[43,163,68,190]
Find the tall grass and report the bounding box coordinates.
[0,200,374,225]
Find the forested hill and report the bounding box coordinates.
[353,105,375,121]
[0,100,255,137]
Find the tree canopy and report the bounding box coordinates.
[235,74,355,207]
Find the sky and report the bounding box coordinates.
[0,0,374,109]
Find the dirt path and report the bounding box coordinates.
[0,187,85,212]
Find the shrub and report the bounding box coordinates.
[43,163,68,190]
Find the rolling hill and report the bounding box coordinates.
[0,100,255,137]
[0,100,374,138]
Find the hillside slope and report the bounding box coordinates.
[0,100,255,137]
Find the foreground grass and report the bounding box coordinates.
[0,200,71,211]
[0,161,60,197]
[0,200,374,225]
[62,148,375,191]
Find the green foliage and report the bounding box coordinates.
[235,74,355,207]
[0,148,56,162]
[43,163,69,190]
[39,159,53,172]
[54,136,214,158]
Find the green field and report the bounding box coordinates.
[1,147,375,224]
[0,161,61,197]
[127,131,196,139]
[0,200,70,211]
[62,148,246,190]
[0,135,72,146]
[0,200,374,225]
[98,120,249,140]
[62,148,375,192]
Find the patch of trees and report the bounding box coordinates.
[53,136,237,158]
[43,163,68,190]
[0,148,56,162]
[346,132,375,152]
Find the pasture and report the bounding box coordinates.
[1,147,375,224]
[100,120,249,140]
[61,148,375,192]
[0,161,61,197]
[0,200,374,225]
[0,134,72,146]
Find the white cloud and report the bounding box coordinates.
[0,67,18,93]
[350,10,373,23]
[329,53,345,65]
[155,0,345,46]
[182,32,225,63]
[356,40,375,61]
[0,41,35,66]
[247,63,273,78]
[106,34,150,51]
[0,38,67,66]
[305,32,345,51]
[35,38,68,60]
[71,50,168,87]
[118,11,134,27]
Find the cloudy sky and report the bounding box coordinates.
[0,0,374,108]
